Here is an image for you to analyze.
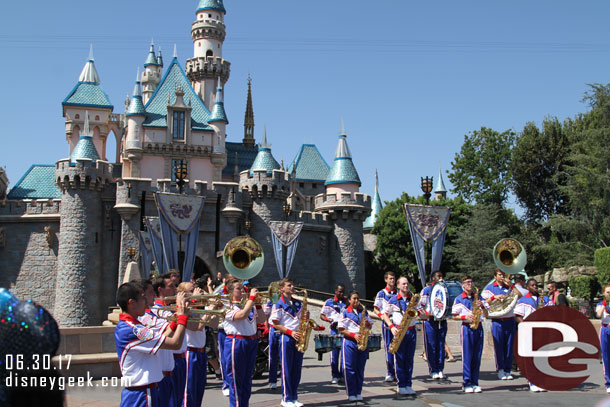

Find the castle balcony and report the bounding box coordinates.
[186,56,231,83]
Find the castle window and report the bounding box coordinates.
[75,114,80,119]
[206,50,213,57]
[172,111,185,140]
[208,13,212,17]
[299,182,304,188]
[95,115,100,120]
[312,183,317,189]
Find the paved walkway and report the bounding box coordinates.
[66,346,610,407]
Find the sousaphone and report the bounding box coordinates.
[222,236,265,280]
[488,238,526,317]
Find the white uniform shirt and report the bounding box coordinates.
[185,325,207,348]
[115,316,165,386]
[384,293,418,328]
[224,303,258,337]
[142,306,175,372]
[338,306,373,334]
[271,295,302,331]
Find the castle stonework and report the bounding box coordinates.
[0,0,372,327]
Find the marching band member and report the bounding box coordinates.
[482,269,520,380]
[451,275,488,394]
[151,274,179,407]
[382,277,417,395]
[514,278,550,392]
[338,291,373,402]
[417,271,448,379]
[223,279,267,407]
[271,278,308,407]
[264,298,280,389]
[374,271,397,382]
[218,280,232,396]
[596,284,610,394]
[115,282,188,407]
[321,283,347,384]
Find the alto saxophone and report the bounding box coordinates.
[537,290,544,309]
[389,294,420,354]
[470,287,483,330]
[357,305,371,351]
[296,290,314,353]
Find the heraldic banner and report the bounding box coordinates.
[154,193,205,282]
[403,204,451,287]
[145,217,166,276]
[268,221,304,279]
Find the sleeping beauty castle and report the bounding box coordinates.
[0,0,398,327]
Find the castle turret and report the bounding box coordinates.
[243,76,255,148]
[54,116,113,326]
[124,69,146,177]
[434,167,448,200]
[186,0,231,110]
[209,78,228,148]
[363,169,383,231]
[324,119,361,196]
[142,41,162,104]
[249,128,280,176]
[62,46,116,162]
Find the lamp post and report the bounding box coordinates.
[173,159,188,272]
[283,202,291,220]
[420,176,433,205]
[127,247,136,262]
[174,160,188,194]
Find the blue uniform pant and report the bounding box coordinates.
[342,338,368,397]
[280,334,304,402]
[461,325,484,387]
[268,327,280,384]
[158,375,175,407]
[330,328,343,379]
[381,323,395,377]
[491,319,516,373]
[601,326,610,388]
[120,386,159,407]
[224,336,258,407]
[393,328,416,388]
[183,349,207,407]
[172,357,186,407]
[423,320,447,374]
[218,329,230,390]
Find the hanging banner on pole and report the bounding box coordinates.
[268,221,304,279]
[154,193,205,282]
[403,204,450,287]
[139,231,153,278]
[145,217,166,275]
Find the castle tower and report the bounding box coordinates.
[54,113,112,326]
[209,77,229,150]
[363,169,383,232]
[62,47,116,162]
[434,167,448,200]
[324,119,361,195]
[243,76,255,148]
[141,41,162,104]
[186,0,231,110]
[317,121,370,294]
[124,69,146,177]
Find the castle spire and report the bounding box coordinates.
[325,119,361,187]
[157,47,164,67]
[126,68,145,116]
[364,169,383,229]
[78,45,101,83]
[144,40,159,67]
[249,126,280,176]
[209,77,228,123]
[70,111,101,164]
[434,166,448,200]
[243,75,255,148]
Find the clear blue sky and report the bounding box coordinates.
[2,1,610,210]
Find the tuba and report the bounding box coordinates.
[223,236,265,280]
[493,238,527,275]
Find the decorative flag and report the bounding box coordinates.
[145,217,165,275]
[403,204,451,287]
[268,221,304,279]
[154,192,205,282]
[139,231,153,278]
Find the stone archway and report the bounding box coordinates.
[177,253,211,282]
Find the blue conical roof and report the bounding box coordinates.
[209,80,228,123]
[127,69,146,117]
[364,170,383,229]
[287,144,330,182]
[325,123,361,186]
[197,0,226,14]
[249,129,280,176]
[144,42,160,67]
[62,48,113,109]
[70,113,101,164]
[434,167,447,193]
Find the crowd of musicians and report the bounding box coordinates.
[114,268,604,407]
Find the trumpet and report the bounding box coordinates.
[156,293,230,306]
[156,307,227,321]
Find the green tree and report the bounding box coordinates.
[511,118,572,222]
[448,127,516,208]
[595,247,610,287]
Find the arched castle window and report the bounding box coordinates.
[172,111,185,140]
[206,50,213,58]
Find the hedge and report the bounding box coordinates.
[595,247,610,288]
[569,275,600,300]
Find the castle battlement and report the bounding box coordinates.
[314,192,371,208]
[0,199,61,216]
[239,169,290,199]
[186,56,231,82]
[293,210,329,225]
[55,159,113,191]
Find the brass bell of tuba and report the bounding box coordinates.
[493,238,527,275]
[222,236,265,280]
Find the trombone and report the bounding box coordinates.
[155,307,227,322]
[156,293,230,307]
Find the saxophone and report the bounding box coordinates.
[389,293,420,354]
[470,287,483,330]
[537,290,544,309]
[357,305,371,351]
[295,290,314,353]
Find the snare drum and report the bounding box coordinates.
[333,334,343,350]
[367,334,382,352]
[314,334,335,354]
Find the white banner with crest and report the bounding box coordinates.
[155,192,205,234]
[268,221,304,279]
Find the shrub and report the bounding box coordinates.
[595,247,610,287]
[569,275,600,300]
